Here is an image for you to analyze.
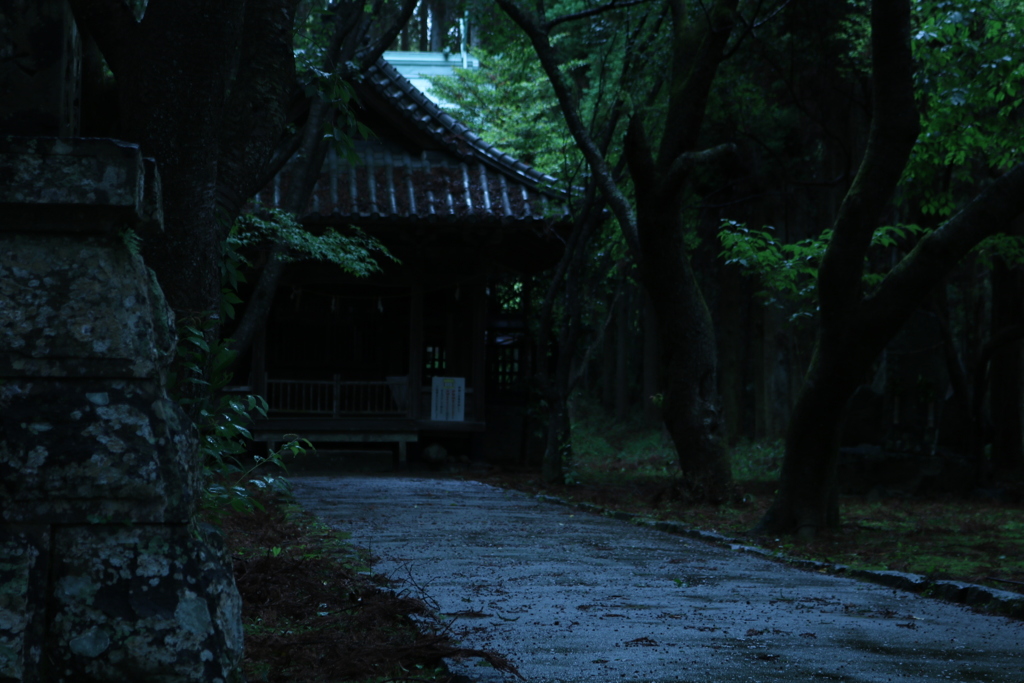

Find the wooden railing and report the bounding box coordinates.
[265,376,409,416]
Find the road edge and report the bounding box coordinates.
[530,493,1024,621]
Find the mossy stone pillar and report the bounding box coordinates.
[0,136,243,682]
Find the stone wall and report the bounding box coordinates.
[0,136,242,682]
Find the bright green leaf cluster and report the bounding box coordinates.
[427,44,580,179]
[231,208,396,277]
[718,221,928,322]
[906,0,1024,216]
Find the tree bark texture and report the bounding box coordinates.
[642,292,660,423]
[615,286,630,422]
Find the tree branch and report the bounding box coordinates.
[860,162,1024,345]
[817,0,919,324]
[568,260,630,392]
[357,0,421,69]
[225,0,376,361]
[657,0,738,167]
[663,142,737,194]
[497,0,638,243]
[542,0,651,32]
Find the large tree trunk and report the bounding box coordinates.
[760,1,1024,536]
[500,0,737,498]
[759,339,873,536]
[635,189,729,495]
[642,291,660,423]
[118,0,247,316]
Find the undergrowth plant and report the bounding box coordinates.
[729,439,784,482]
[170,208,393,516]
[169,227,315,518]
[568,397,677,483]
[172,315,309,518]
[569,396,785,484]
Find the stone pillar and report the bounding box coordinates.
[0,137,242,682]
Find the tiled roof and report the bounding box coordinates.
[256,57,570,228]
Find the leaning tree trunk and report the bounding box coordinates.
[537,203,602,484]
[758,0,920,536]
[760,0,1024,537]
[543,389,573,484]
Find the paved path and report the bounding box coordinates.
[291,475,1023,683]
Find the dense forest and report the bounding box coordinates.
[425,0,1024,536]
[69,0,1024,538]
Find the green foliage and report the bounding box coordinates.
[231,208,395,276]
[971,233,1024,269]
[291,2,378,164]
[729,439,784,482]
[427,44,580,179]
[120,228,142,257]
[220,230,250,322]
[569,402,782,483]
[171,227,327,517]
[718,221,927,321]
[906,0,1024,216]
[171,315,309,518]
[569,396,678,483]
[718,222,820,321]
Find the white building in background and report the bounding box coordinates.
[382,50,480,105]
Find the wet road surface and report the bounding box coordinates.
[291,475,1023,683]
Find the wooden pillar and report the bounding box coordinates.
[471,282,487,423]
[409,281,424,419]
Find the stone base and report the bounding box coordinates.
[1,524,242,683]
[0,136,243,681]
